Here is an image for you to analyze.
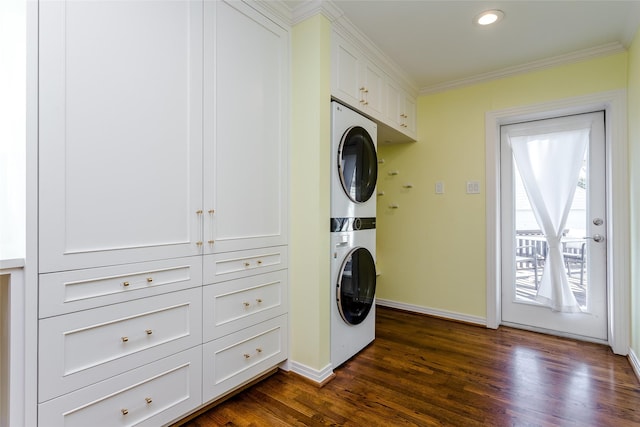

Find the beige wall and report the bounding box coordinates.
[290,15,332,370]
[376,53,628,319]
[628,29,640,362]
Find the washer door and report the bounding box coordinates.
[338,126,378,203]
[337,247,377,325]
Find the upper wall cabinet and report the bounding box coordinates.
[39,0,204,272]
[331,31,417,142]
[203,1,289,255]
[386,78,417,136]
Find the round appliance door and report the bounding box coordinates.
[337,247,377,325]
[338,126,378,203]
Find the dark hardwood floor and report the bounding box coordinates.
[183,307,640,426]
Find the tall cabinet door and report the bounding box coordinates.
[39,0,204,272]
[203,1,289,254]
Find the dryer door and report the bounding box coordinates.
[338,126,378,203]
[337,247,377,325]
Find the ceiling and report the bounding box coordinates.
[289,1,640,93]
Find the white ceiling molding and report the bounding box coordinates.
[290,0,343,26]
[420,41,626,96]
[253,0,294,27]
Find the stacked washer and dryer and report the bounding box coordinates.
[330,101,379,368]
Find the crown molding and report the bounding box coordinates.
[290,0,343,26]
[252,0,294,27]
[420,41,626,96]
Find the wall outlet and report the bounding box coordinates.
[435,181,444,194]
[466,181,480,194]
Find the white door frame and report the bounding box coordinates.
[485,89,630,355]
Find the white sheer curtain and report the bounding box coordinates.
[508,120,590,313]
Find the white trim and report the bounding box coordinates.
[25,0,39,424]
[288,360,334,385]
[629,348,640,382]
[421,42,625,96]
[376,299,486,326]
[485,89,630,355]
[289,0,342,26]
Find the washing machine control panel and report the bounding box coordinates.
[330,217,376,232]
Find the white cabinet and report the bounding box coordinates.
[203,0,289,255]
[38,0,289,272]
[332,34,385,118]
[38,0,204,273]
[38,288,202,402]
[203,269,288,341]
[36,1,289,425]
[332,30,417,143]
[202,314,288,404]
[39,256,202,318]
[38,347,202,427]
[386,79,417,139]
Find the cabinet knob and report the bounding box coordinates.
[123,281,130,287]
[146,277,153,283]
[145,397,153,405]
[257,260,263,265]
[256,298,263,304]
[196,241,203,246]
[244,262,250,267]
[256,348,263,354]
[243,302,250,308]
[244,353,251,359]
[121,409,129,416]
[121,336,129,342]
[208,209,215,214]
[208,240,215,244]
[146,329,153,335]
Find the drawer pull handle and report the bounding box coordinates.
[146,277,153,283]
[123,281,130,287]
[256,298,263,304]
[121,409,129,416]
[145,397,153,405]
[121,336,129,343]
[243,302,250,308]
[244,262,250,267]
[244,353,251,359]
[146,329,153,335]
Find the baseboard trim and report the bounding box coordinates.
[376,299,486,326]
[629,348,640,383]
[288,360,335,386]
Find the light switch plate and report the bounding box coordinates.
[435,181,444,194]
[466,181,480,194]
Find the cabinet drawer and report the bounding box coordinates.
[39,256,202,318]
[203,246,287,284]
[202,314,287,404]
[39,288,202,402]
[38,346,202,427]
[203,270,287,342]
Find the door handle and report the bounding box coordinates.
[586,234,605,243]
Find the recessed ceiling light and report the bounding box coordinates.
[474,9,505,26]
